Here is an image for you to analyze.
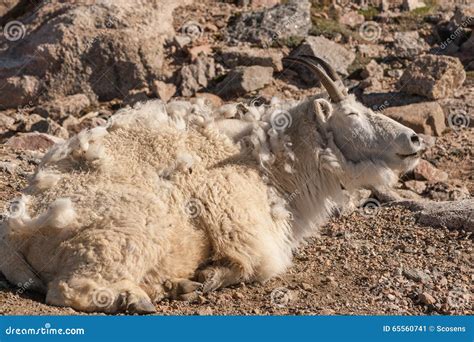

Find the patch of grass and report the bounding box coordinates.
[309,18,355,41]
[466,71,474,80]
[358,6,380,21]
[278,36,305,49]
[407,1,437,17]
[394,1,437,31]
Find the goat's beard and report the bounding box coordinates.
[340,160,399,191]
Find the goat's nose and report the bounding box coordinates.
[410,133,421,147]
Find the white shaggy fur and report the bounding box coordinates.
[0,89,423,313]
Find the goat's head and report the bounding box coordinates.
[284,56,425,188]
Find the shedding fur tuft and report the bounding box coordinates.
[7,197,76,232]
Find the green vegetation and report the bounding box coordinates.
[395,1,437,31]
[358,6,380,21]
[309,18,355,41]
[278,36,305,49]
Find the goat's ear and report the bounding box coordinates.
[312,98,332,124]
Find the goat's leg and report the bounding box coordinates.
[0,239,46,292]
[46,276,156,314]
[196,265,244,293]
[164,278,203,301]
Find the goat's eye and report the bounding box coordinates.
[347,112,358,116]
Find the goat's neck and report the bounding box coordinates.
[267,103,345,243]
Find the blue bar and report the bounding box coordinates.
[0,316,472,342]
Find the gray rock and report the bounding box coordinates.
[173,35,192,49]
[236,0,281,8]
[450,5,474,28]
[460,33,474,53]
[0,0,192,108]
[404,180,427,195]
[398,199,474,232]
[402,0,425,11]
[291,36,356,77]
[0,161,18,175]
[226,0,311,47]
[0,76,40,109]
[215,66,273,99]
[360,60,384,80]
[382,102,446,136]
[425,181,470,202]
[403,268,431,283]
[339,11,365,28]
[220,47,283,71]
[152,81,176,102]
[413,160,448,182]
[35,94,91,121]
[26,115,69,139]
[398,55,466,100]
[180,56,216,97]
[6,132,63,151]
[0,0,20,17]
[393,31,429,59]
[418,292,436,305]
[0,112,16,133]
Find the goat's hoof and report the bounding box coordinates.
[177,280,202,294]
[127,299,156,315]
[197,269,221,293]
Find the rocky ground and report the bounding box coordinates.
[0,0,472,315]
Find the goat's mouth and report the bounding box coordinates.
[396,151,423,159]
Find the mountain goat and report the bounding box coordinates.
[0,56,424,314]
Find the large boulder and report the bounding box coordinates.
[215,66,273,99]
[180,56,216,97]
[6,132,63,151]
[226,0,311,47]
[400,199,474,232]
[392,31,429,59]
[413,160,448,182]
[0,0,192,109]
[0,0,20,17]
[1,75,40,109]
[219,47,283,71]
[397,55,466,100]
[383,102,446,136]
[291,36,356,77]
